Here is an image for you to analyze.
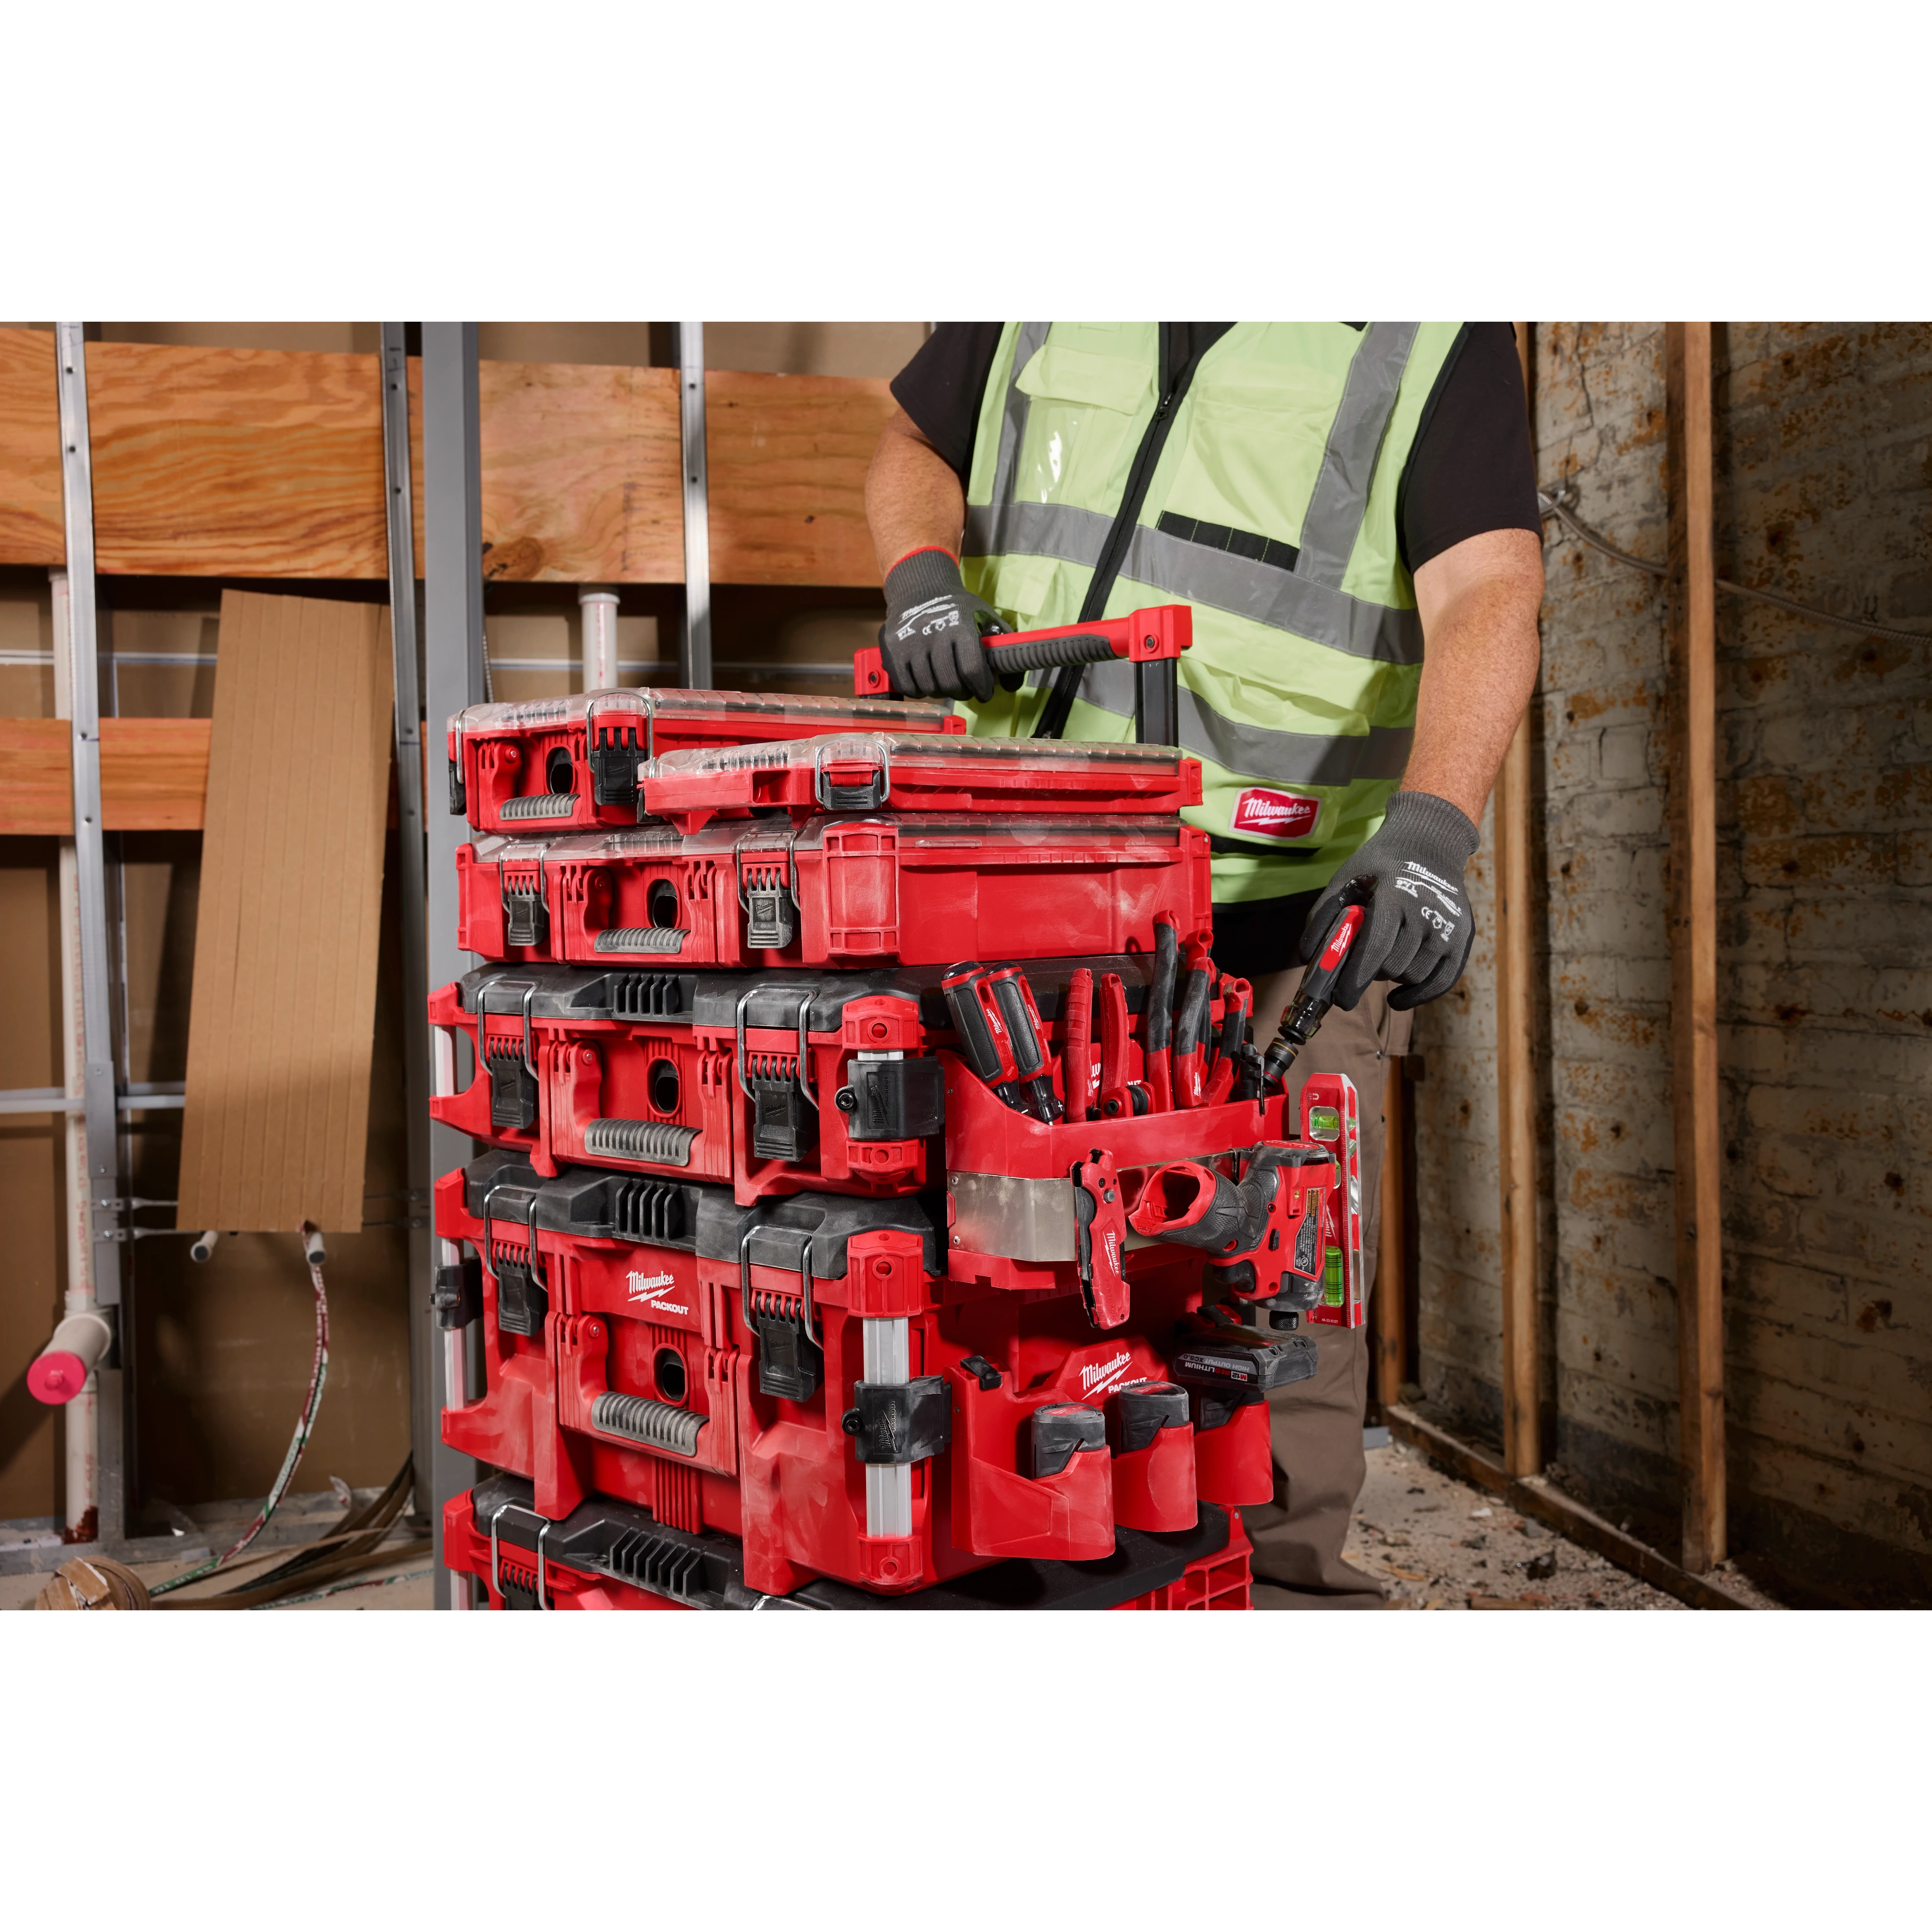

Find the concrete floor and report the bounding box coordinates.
[1336,1439,1779,1609]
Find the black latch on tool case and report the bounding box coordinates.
[841,1377,951,1464]
[477,979,541,1131]
[499,854,550,950]
[586,697,647,809]
[737,844,798,952]
[753,1306,824,1403]
[432,1255,482,1330]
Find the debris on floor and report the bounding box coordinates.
[1344,1441,1782,1609]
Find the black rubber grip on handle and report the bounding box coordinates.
[983,632,1117,674]
[943,968,1007,1085]
[989,975,1047,1079]
[1173,965,1212,1062]
[1145,922,1179,1053]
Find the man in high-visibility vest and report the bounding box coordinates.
[865,324,1544,1607]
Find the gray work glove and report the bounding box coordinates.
[877,547,1008,702]
[1298,789,1480,1011]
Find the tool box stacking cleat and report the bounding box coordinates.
[455,814,1212,970]
[449,687,963,836]
[432,664,1372,1610]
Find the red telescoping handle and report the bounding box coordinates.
[853,604,1193,697]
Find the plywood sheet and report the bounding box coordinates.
[175,591,392,1234]
[478,358,682,581]
[0,335,895,586]
[0,717,212,834]
[707,370,891,586]
[86,340,409,580]
[0,328,63,567]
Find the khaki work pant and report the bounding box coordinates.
[1238,967,1411,1610]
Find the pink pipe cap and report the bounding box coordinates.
[28,1351,88,1406]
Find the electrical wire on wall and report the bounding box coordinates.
[1538,484,1932,644]
[148,1224,332,1600]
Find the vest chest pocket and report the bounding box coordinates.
[1012,340,1151,514]
[1160,358,1344,552]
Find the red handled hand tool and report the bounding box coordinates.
[1261,898,1368,1091]
[1062,966,1094,1123]
[1205,974,1251,1107]
[1171,935,1214,1109]
[1096,972,1132,1121]
[1070,1148,1131,1329]
[942,962,1028,1115]
[854,604,1193,699]
[1144,919,1179,1111]
[984,966,1063,1123]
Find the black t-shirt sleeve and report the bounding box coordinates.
[889,323,1007,483]
[1397,323,1542,573]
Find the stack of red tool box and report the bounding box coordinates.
[432,651,1364,1612]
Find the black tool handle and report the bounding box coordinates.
[983,632,1116,675]
[942,965,1011,1087]
[1146,921,1178,1055]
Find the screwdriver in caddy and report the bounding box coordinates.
[1260,892,1370,1089]
[941,962,1064,1124]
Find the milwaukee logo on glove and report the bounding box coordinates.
[1231,788,1320,840]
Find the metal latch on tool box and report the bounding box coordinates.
[477,976,540,1131]
[584,693,651,809]
[482,1178,549,1337]
[739,1221,824,1403]
[497,851,550,949]
[735,986,819,1161]
[735,834,800,951]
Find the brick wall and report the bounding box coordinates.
[1411,322,1932,1605]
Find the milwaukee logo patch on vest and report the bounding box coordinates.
[1231,787,1321,842]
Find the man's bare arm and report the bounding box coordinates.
[1404,526,1545,823]
[866,407,966,575]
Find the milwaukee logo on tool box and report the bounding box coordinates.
[1230,788,1320,841]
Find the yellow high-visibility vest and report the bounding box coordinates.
[959,322,1465,902]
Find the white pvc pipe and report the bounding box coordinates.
[580,588,620,693]
[50,569,98,1531]
[29,1311,113,1406]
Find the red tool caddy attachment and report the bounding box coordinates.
[447,686,964,836]
[639,731,1201,829]
[455,815,1211,969]
[852,602,1194,701]
[428,963,949,1205]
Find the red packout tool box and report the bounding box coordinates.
[434,1151,1264,1600]
[432,1059,1358,1603]
[638,732,1201,829]
[455,815,1212,970]
[429,963,946,1204]
[448,688,964,836]
[426,953,1254,1207]
[444,1472,1252,1610]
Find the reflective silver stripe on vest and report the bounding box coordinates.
[1030,658,1414,787]
[1294,322,1422,588]
[975,321,1052,560]
[1117,520,1423,665]
[965,323,1426,665]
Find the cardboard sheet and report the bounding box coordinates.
[176,590,392,1234]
